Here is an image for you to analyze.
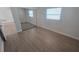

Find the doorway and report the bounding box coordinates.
[21,8,37,31]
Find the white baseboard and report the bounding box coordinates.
[52,29,79,40]
[39,26,79,40]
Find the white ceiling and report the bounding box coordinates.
[22,7,37,9]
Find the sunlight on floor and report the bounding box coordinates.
[2,22,17,36]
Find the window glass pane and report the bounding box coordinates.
[29,10,33,17]
[46,8,62,20]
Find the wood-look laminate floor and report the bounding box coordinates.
[4,22,79,52]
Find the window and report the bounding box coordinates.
[28,10,33,17]
[46,8,62,20]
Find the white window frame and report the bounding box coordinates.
[46,8,62,20]
[28,10,33,17]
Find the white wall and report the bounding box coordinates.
[10,7,22,32]
[0,37,4,52]
[36,7,79,40]
[61,8,79,39]
[17,8,27,23]
[0,7,14,22]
